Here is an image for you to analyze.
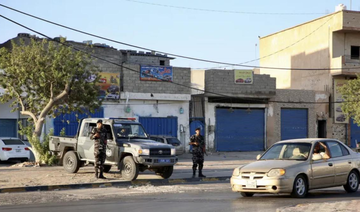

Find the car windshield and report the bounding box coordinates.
[260,143,311,160]
[114,123,147,138]
[2,139,24,145]
[166,138,181,145]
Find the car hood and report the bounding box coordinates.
[117,139,173,149]
[240,160,304,172]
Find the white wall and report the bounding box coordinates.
[0,101,19,119]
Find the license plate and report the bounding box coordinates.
[158,159,170,163]
[16,149,21,153]
[246,180,257,188]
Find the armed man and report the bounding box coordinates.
[189,127,206,178]
[90,119,107,179]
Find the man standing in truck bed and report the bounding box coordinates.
[90,120,107,179]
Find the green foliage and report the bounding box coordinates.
[18,120,58,165]
[339,75,360,125]
[0,38,102,119]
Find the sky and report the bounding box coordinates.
[1,0,359,70]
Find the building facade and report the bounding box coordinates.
[259,9,360,147]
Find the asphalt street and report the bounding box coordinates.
[1,182,360,212]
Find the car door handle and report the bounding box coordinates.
[328,163,333,167]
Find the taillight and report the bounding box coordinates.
[24,147,30,151]
[2,147,12,151]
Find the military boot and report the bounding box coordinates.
[199,164,206,178]
[192,166,197,178]
[99,171,107,179]
[95,169,99,179]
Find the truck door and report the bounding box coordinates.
[104,125,118,163]
[78,122,96,161]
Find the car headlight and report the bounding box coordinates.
[171,148,176,155]
[138,149,150,155]
[267,169,286,177]
[232,168,240,176]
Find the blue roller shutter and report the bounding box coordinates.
[53,108,104,136]
[139,117,178,137]
[215,108,265,151]
[0,119,17,137]
[281,109,308,140]
[350,118,360,148]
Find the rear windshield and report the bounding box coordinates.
[2,139,24,145]
[166,138,181,145]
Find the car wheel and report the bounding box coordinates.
[103,165,111,173]
[120,156,139,181]
[344,170,359,193]
[240,192,254,197]
[63,151,80,173]
[291,175,308,198]
[156,166,174,179]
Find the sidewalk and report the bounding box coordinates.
[0,151,259,192]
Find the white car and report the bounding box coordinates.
[0,138,31,162]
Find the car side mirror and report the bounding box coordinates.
[256,154,261,160]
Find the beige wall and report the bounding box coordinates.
[191,70,205,95]
[259,11,344,90]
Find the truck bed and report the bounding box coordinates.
[49,136,77,152]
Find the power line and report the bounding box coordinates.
[124,0,327,15]
[1,4,358,71]
[0,14,354,105]
[198,14,335,69]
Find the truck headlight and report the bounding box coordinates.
[267,169,286,177]
[138,149,150,155]
[171,148,176,155]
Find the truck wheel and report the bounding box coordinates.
[120,156,139,181]
[103,165,112,173]
[156,166,174,179]
[63,151,80,173]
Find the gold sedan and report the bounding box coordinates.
[231,139,360,197]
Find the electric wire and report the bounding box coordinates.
[1,4,358,71]
[124,0,327,15]
[0,14,352,105]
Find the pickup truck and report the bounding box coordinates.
[49,118,178,181]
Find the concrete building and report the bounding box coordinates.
[259,8,360,147]
[191,69,317,152]
[0,34,191,148]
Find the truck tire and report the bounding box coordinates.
[156,166,174,179]
[103,165,112,173]
[120,156,139,181]
[63,151,80,173]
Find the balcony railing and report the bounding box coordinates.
[344,55,360,64]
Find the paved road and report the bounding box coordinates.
[1,182,360,212]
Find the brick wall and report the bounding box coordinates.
[205,69,276,96]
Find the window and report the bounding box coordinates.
[340,143,350,156]
[327,141,343,158]
[160,60,165,66]
[351,46,360,59]
[2,139,24,145]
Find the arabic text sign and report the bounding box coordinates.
[234,70,253,84]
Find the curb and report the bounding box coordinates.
[0,176,231,194]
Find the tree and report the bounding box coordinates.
[0,38,101,164]
[339,76,360,125]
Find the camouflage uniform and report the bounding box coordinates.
[189,134,206,177]
[90,126,107,178]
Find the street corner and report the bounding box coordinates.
[276,200,360,212]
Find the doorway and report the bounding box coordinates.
[317,120,326,138]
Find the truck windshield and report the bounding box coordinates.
[114,123,148,138]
